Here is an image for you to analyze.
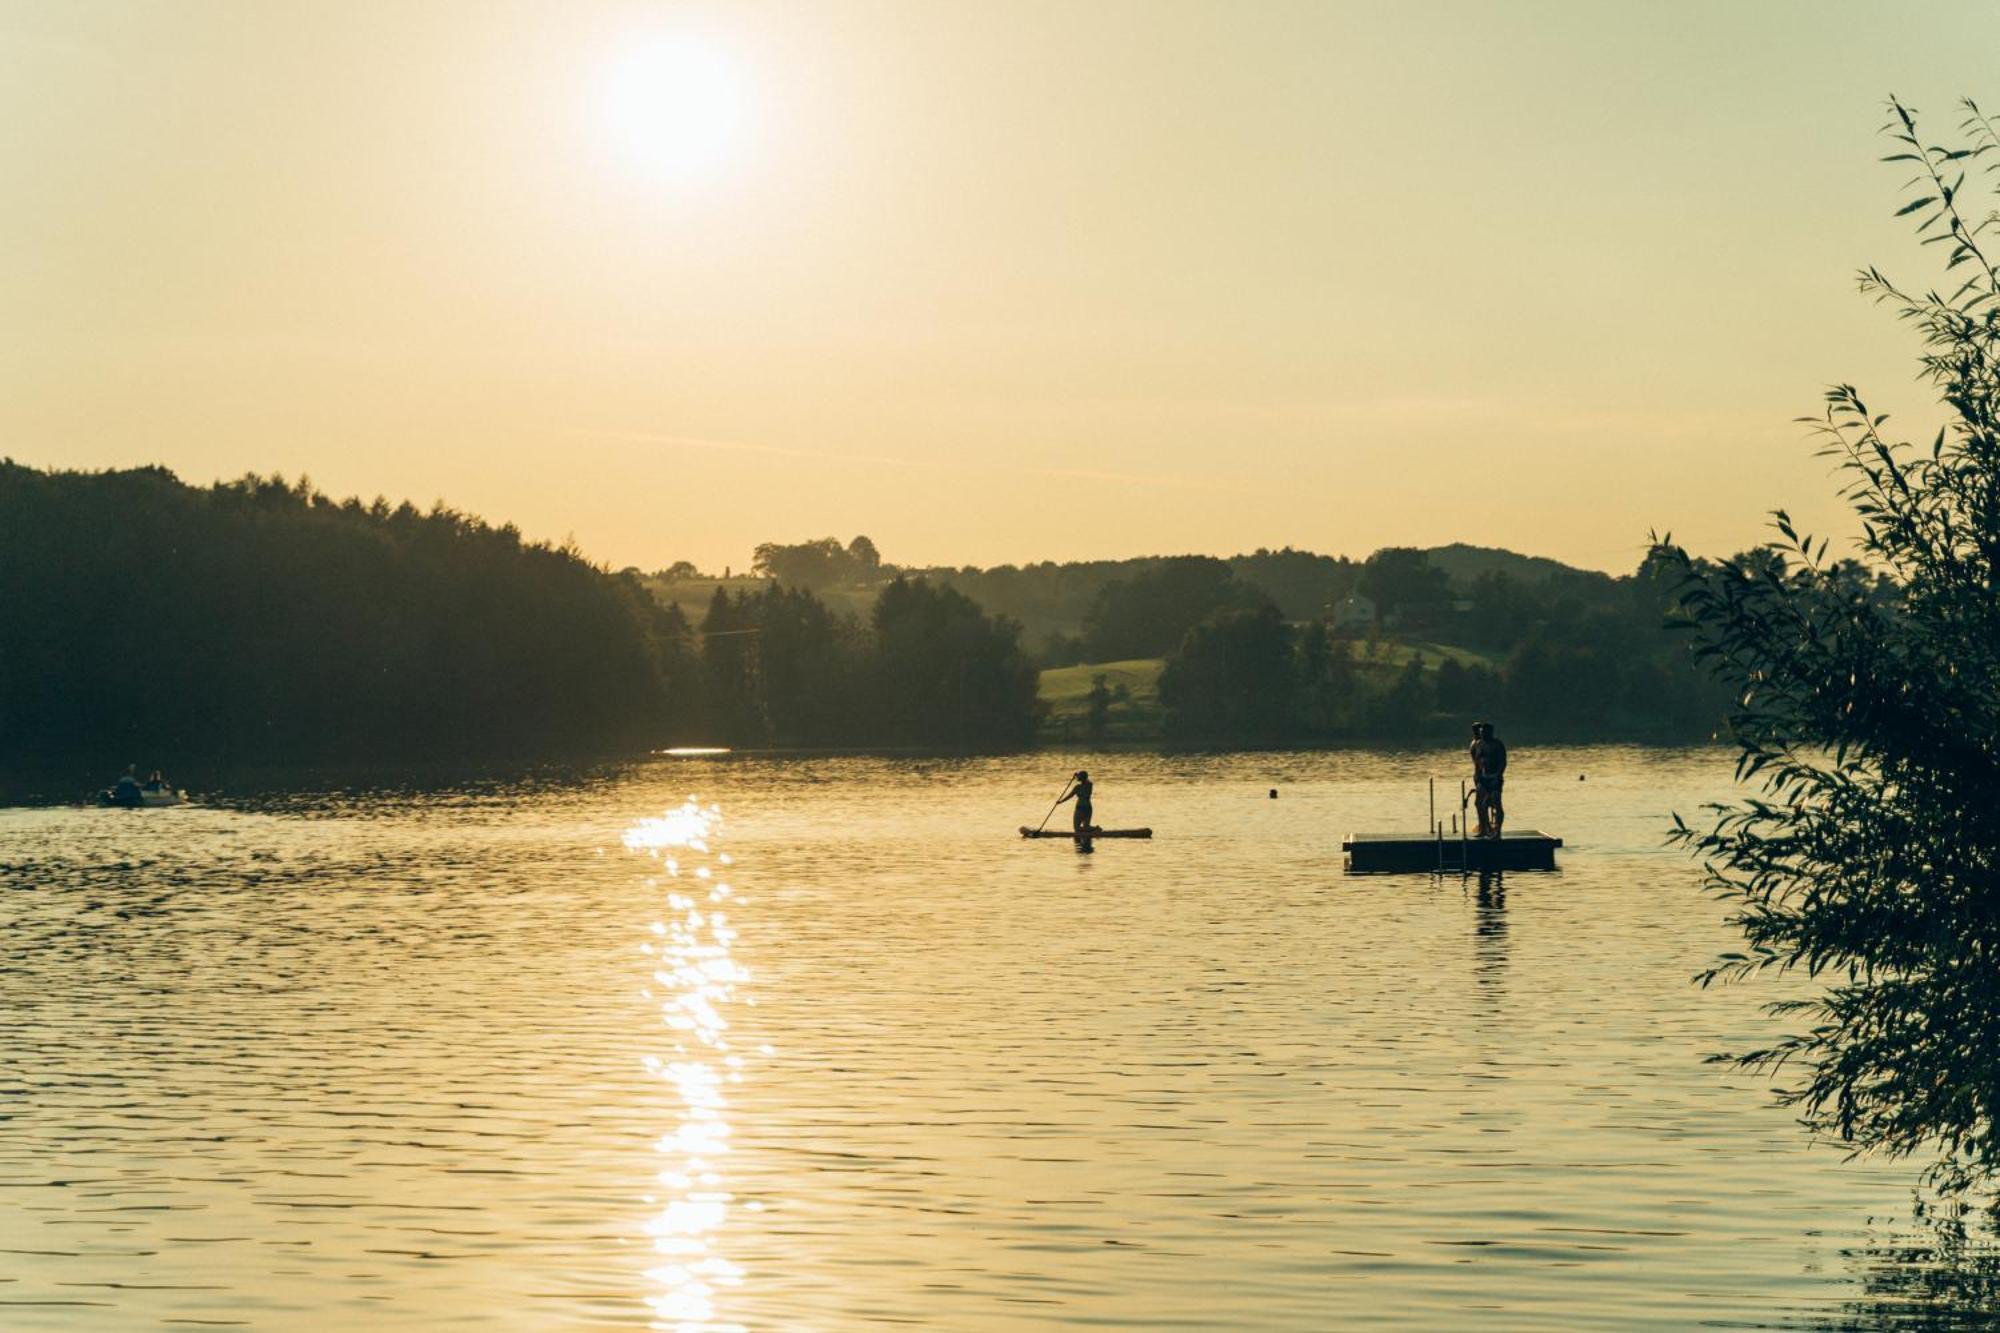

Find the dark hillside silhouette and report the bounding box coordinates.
[1157,605,1299,744]
[695,575,1039,749]
[0,467,1048,768]
[1080,557,1271,661]
[0,463,699,766]
[1423,542,1614,593]
[870,578,1040,748]
[5,462,1746,768]
[658,537,1744,744]
[1150,545,1735,746]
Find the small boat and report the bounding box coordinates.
[96,785,185,809]
[1019,826,1152,839]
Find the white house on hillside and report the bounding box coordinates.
[1331,594,1376,630]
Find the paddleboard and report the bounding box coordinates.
[1019,826,1151,839]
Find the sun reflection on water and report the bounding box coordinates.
[625,798,750,1333]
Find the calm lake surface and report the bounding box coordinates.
[2,747,1991,1329]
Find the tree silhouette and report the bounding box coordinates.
[1659,97,2000,1200]
[0,464,698,767]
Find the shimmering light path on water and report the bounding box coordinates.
[0,749,1987,1328]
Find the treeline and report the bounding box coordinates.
[913,549,1366,660]
[0,463,699,765]
[703,536,1643,667]
[695,577,1038,749]
[8,462,1806,768]
[0,464,1040,767]
[695,539,1369,660]
[1155,550,1753,746]
[678,537,1759,743]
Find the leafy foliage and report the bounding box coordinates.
[1082,557,1271,661]
[1226,546,1362,619]
[749,535,882,589]
[695,575,1040,749]
[1656,97,2000,1197]
[1149,562,1724,748]
[1158,605,1301,744]
[1357,547,1452,622]
[870,577,1040,748]
[699,582,865,747]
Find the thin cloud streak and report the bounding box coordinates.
[557,426,1265,493]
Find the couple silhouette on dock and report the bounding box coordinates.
[1469,722,1507,839]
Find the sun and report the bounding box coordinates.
[595,36,746,183]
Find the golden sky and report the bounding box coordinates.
[6,1,1997,575]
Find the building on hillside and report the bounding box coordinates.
[1331,594,1377,631]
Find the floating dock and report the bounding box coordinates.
[1342,830,1562,872]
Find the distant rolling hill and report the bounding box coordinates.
[1419,543,1618,592]
[643,543,1628,648]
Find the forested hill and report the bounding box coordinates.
[0,463,703,767]
[651,539,1631,655]
[1419,543,1617,594]
[663,535,1764,743]
[0,464,1046,771]
[2,462,1742,772]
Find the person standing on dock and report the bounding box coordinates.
[1057,769,1094,834]
[1470,722,1507,838]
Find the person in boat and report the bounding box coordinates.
[1056,769,1094,834]
[143,769,167,793]
[1470,722,1507,838]
[109,765,142,808]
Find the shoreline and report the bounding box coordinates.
[0,736,1729,808]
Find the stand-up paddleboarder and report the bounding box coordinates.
[1056,769,1094,834]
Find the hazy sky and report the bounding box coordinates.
[5,1,1997,575]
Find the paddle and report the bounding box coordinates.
[1032,778,1075,834]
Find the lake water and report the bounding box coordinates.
[1,747,1992,1329]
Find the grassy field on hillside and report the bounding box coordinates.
[1037,659,1164,742]
[1035,639,1503,743]
[1359,639,1501,672]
